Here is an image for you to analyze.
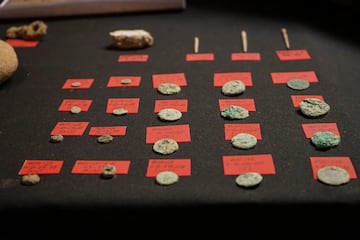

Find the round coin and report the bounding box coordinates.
[157,83,181,95]
[153,138,179,155]
[222,80,246,96]
[231,133,257,149]
[317,166,350,186]
[97,135,113,144]
[112,108,128,116]
[287,79,310,90]
[235,172,263,188]
[121,79,132,84]
[71,81,81,87]
[49,134,64,143]
[101,164,116,179]
[21,174,40,186]
[158,108,182,121]
[311,131,340,150]
[70,106,81,114]
[299,98,330,118]
[221,105,249,119]
[155,171,179,186]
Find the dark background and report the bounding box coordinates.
[0,0,360,229]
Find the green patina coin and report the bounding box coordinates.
[231,133,257,149]
[317,166,350,186]
[221,105,249,120]
[311,131,340,149]
[299,98,330,118]
[287,79,310,90]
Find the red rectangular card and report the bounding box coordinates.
[222,154,275,175]
[72,160,130,174]
[6,39,39,48]
[18,160,64,175]
[146,124,191,144]
[276,49,311,61]
[152,73,187,88]
[146,159,191,177]
[88,126,127,136]
[224,123,262,140]
[213,72,253,87]
[186,53,214,61]
[154,99,188,112]
[231,52,261,61]
[106,98,140,114]
[62,78,94,89]
[118,54,149,62]
[107,76,141,87]
[309,156,357,179]
[219,99,256,111]
[58,99,93,112]
[291,95,324,108]
[271,71,318,84]
[302,123,340,138]
[50,122,89,136]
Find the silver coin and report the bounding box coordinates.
[317,166,350,186]
[70,106,81,114]
[235,172,263,188]
[49,134,64,143]
[121,79,132,84]
[153,138,179,155]
[231,133,257,149]
[287,79,310,90]
[157,83,181,95]
[155,171,179,186]
[112,108,128,116]
[97,135,113,144]
[311,131,340,149]
[71,81,81,87]
[222,80,246,96]
[299,98,330,118]
[158,108,182,121]
[21,174,40,186]
[221,105,249,119]
[101,165,116,179]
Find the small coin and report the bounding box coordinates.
[101,164,116,179]
[222,80,246,96]
[157,83,181,95]
[235,172,263,188]
[317,166,350,186]
[231,133,257,149]
[21,174,40,186]
[112,108,128,116]
[158,108,182,121]
[299,98,330,118]
[311,131,340,149]
[121,79,132,84]
[221,105,249,119]
[71,81,81,87]
[153,138,179,155]
[287,79,310,90]
[70,106,81,114]
[97,134,113,144]
[49,134,64,143]
[155,171,179,186]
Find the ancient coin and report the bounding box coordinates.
[121,79,132,84]
[311,131,340,149]
[101,165,116,179]
[21,174,40,186]
[221,105,249,119]
[231,133,257,149]
[109,29,154,49]
[153,138,179,155]
[70,106,81,114]
[155,171,179,186]
[157,83,181,95]
[221,80,246,96]
[49,134,64,143]
[317,166,350,186]
[97,135,113,144]
[158,108,182,121]
[0,40,18,85]
[299,98,330,118]
[235,172,263,188]
[287,79,310,90]
[112,108,128,116]
[71,81,81,87]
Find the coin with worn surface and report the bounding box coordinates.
[317,166,350,186]
[49,134,64,143]
[287,79,310,90]
[121,79,132,84]
[221,105,249,119]
[21,174,40,186]
[231,133,257,149]
[157,83,181,95]
[153,138,179,155]
[222,80,246,96]
[235,172,263,188]
[101,165,116,179]
[71,81,81,87]
[112,108,128,116]
[158,108,182,121]
[156,171,179,186]
[97,135,113,144]
[70,106,81,114]
[299,98,330,118]
[311,131,340,149]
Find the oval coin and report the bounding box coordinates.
[231,133,257,149]
[299,98,330,118]
[222,80,246,96]
[235,172,263,188]
[158,108,182,121]
[221,105,249,119]
[311,131,340,149]
[155,171,179,186]
[157,83,181,95]
[287,79,310,90]
[317,166,350,186]
[153,138,179,155]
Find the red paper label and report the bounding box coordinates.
[50,122,89,136]
[58,99,93,112]
[302,123,340,138]
[186,53,214,61]
[62,78,94,89]
[71,160,130,174]
[146,124,191,143]
[18,160,64,175]
[222,154,275,175]
[6,39,39,48]
[88,126,127,136]
[118,54,149,62]
[231,52,261,61]
[107,76,141,87]
[146,159,191,177]
[291,95,324,108]
[271,71,318,84]
[106,98,140,113]
[276,49,311,61]
[224,123,262,140]
[152,73,187,88]
[154,99,188,112]
[219,99,256,111]
[309,156,357,179]
[213,72,253,87]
